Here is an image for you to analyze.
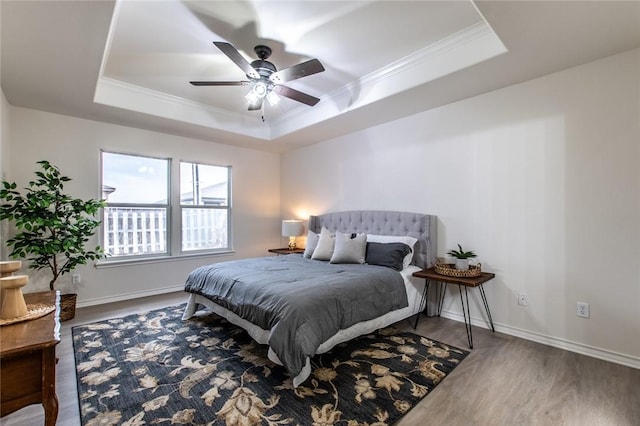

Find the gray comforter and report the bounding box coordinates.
[184,255,408,378]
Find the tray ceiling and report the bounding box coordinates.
[2,1,640,152]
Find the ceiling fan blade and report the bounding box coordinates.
[273,85,320,106]
[190,81,250,86]
[269,59,325,84]
[248,98,263,111]
[213,41,260,79]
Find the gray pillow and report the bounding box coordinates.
[365,242,411,271]
[330,232,367,264]
[303,230,319,258]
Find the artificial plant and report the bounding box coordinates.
[0,161,105,290]
[447,244,477,259]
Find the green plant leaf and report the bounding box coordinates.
[447,243,477,259]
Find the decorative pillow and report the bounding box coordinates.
[330,232,367,264]
[311,227,335,261]
[303,230,319,258]
[366,234,418,268]
[365,242,412,271]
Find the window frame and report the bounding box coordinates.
[99,151,233,263]
[178,160,233,255]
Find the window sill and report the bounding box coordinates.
[95,250,236,269]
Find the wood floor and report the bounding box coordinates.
[2,291,639,426]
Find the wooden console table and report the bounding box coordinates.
[1,291,61,425]
[413,268,495,349]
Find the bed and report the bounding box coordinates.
[182,210,437,386]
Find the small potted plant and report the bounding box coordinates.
[447,244,477,271]
[0,161,105,320]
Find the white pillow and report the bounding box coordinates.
[330,232,367,264]
[366,234,418,269]
[311,227,335,261]
[303,230,319,258]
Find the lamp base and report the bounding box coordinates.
[288,237,297,250]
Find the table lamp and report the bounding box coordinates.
[282,219,304,250]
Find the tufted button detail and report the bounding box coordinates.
[308,210,434,268]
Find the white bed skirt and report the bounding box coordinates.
[182,265,426,387]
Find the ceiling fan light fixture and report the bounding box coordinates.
[252,81,268,98]
[245,90,260,105]
[266,90,280,106]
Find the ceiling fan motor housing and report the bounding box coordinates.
[250,45,276,79]
[250,59,276,78]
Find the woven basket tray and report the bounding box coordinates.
[434,262,482,278]
[0,303,56,326]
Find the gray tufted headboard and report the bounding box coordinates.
[308,210,436,270]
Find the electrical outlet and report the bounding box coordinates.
[517,292,529,306]
[72,273,81,285]
[577,302,590,318]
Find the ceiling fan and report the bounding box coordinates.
[190,42,325,111]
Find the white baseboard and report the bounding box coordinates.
[440,309,640,370]
[76,285,185,308]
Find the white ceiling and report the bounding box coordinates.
[2,1,640,152]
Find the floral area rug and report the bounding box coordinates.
[73,304,468,425]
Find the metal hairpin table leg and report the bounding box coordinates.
[458,285,474,349]
[478,283,495,332]
[437,281,446,316]
[413,279,430,329]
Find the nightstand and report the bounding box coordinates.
[268,248,305,255]
[413,267,496,349]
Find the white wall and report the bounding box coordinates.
[0,88,10,259]
[8,108,281,304]
[0,90,9,175]
[281,49,640,366]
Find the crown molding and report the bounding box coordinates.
[270,21,507,139]
[94,77,269,139]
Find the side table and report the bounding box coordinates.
[1,291,61,425]
[412,268,495,349]
[268,248,305,255]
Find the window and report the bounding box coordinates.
[180,161,230,252]
[102,152,169,257]
[101,152,231,260]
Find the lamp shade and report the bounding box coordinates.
[281,220,304,237]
